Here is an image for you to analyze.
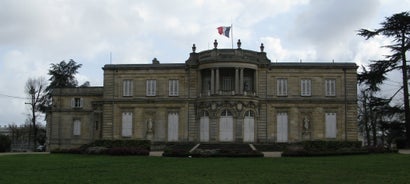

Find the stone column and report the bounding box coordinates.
[235,68,239,94]
[216,68,220,93]
[211,69,215,94]
[240,68,244,94]
[254,69,258,96]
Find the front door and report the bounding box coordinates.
[219,110,233,142]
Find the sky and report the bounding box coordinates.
[0,0,409,126]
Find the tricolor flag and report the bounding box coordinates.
[217,26,231,38]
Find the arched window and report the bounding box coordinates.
[221,109,232,117]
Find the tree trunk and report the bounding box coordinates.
[400,31,410,147]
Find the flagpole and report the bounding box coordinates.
[231,24,233,49]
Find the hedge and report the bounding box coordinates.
[52,140,151,156]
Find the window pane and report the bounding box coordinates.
[146,80,156,96]
[301,79,311,96]
[169,80,179,96]
[325,79,336,96]
[277,79,287,96]
[123,80,133,97]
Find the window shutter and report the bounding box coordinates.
[122,112,133,137]
[73,120,81,136]
[80,98,83,108]
[325,113,337,138]
[71,98,75,108]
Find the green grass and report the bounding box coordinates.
[0,154,410,183]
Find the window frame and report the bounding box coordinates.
[71,97,83,108]
[168,79,179,96]
[122,79,133,97]
[276,78,288,96]
[300,79,312,96]
[146,79,157,96]
[325,79,336,96]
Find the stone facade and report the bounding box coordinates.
[47,44,358,150]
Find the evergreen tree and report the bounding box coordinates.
[358,11,410,146]
[40,59,82,113]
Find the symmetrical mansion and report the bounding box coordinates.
[47,40,358,149]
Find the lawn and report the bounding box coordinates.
[0,153,409,184]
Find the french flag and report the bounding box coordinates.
[217,26,231,38]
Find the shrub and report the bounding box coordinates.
[106,147,149,156]
[52,140,151,156]
[254,143,290,151]
[163,143,264,157]
[282,141,366,157]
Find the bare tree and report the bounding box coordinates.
[25,77,47,149]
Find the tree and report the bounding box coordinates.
[40,59,82,113]
[358,11,410,146]
[25,77,47,149]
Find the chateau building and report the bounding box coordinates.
[47,40,358,150]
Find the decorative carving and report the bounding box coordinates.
[192,44,196,53]
[152,58,160,64]
[146,117,154,140]
[260,43,264,52]
[303,116,310,131]
[237,39,242,49]
[213,39,218,49]
[147,118,153,132]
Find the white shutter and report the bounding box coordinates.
[71,98,75,108]
[277,112,288,142]
[168,112,179,141]
[73,120,81,136]
[243,115,254,142]
[200,116,209,142]
[169,80,179,96]
[147,80,156,96]
[123,80,127,96]
[277,79,288,96]
[301,79,311,96]
[219,111,233,142]
[325,113,337,138]
[325,79,336,96]
[79,98,83,108]
[122,112,133,137]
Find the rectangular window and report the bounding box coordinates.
[222,77,233,91]
[71,98,83,108]
[325,113,337,138]
[169,79,179,96]
[73,119,81,136]
[122,112,133,137]
[301,79,312,96]
[325,79,336,96]
[146,80,156,96]
[276,78,288,96]
[123,80,133,97]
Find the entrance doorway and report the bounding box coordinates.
[219,110,233,142]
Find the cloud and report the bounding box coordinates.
[0,0,408,125]
[289,0,381,60]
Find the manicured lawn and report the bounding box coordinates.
[0,153,409,183]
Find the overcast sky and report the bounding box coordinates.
[0,0,409,126]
